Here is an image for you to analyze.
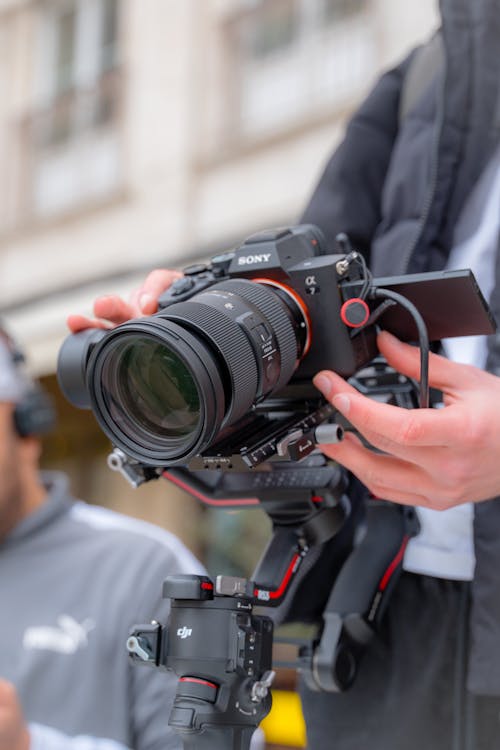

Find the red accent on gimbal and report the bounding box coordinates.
[179,677,218,689]
[378,535,411,592]
[254,553,301,601]
[163,471,260,507]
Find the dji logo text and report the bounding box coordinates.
[177,626,193,639]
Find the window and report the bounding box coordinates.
[225,0,373,141]
[240,0,298,60]
[53,3,77,94]
[24,0,122,219]
[35,0,120,148]
[322,0,367,24]
[100,0,119,72]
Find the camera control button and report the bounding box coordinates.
[163,574,214,600]
[183,263,208,276]
[340,298,370,328]
[170,277,195,295]
[211,252,234,276]
[245,228,290,243]
[255,323,272,343]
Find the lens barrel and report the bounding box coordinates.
[84,278,307,466]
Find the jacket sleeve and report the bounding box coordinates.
[301,51,416,263]
[28,534,203,750]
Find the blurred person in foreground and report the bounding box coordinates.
[0,324,204,750]
[68,0,500,747]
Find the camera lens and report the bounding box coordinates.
[87,321,226,466]
[108,337,201,439]
[85,278,308,466]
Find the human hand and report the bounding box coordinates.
[0,681,30,750]
[313,331,500,509]
[67,269,182,332]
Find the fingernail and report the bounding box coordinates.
[379,330,399,345]
[332,394,351,415]
[139,293,155,311]
[313,374,333,398]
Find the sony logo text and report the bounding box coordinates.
[237,254,271,265]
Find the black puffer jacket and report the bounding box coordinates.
[302,0,500,694]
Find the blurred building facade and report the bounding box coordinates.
[0,0,438,546]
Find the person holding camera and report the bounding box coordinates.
[68,0,500,747]
[0,324,204,750]
[295,0,500,745]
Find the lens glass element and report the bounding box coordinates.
[103,336,201,441]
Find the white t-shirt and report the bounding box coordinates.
[403,143,500,581]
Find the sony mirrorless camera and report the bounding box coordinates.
[57,224,494,483]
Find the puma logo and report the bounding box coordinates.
[23,615,96,654]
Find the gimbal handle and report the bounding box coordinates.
[128,467,352,750]
[300,500,420,691]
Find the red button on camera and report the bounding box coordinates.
[340,298,370,328]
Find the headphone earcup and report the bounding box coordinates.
[14,385,56,437]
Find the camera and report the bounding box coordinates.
[57,223,494,482]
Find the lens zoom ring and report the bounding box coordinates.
[164,302,258,424]
[215,279,299,392]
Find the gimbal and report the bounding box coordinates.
[126,458,419,750]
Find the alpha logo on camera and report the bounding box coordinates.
[237,254,271,266]
[177,626,193,639]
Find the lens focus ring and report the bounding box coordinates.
[163,301,259,425]
[215,279,299,392]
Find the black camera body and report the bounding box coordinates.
[159,225,376,384]
[57,223,495,481]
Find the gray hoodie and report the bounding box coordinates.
[0,472,204,750]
